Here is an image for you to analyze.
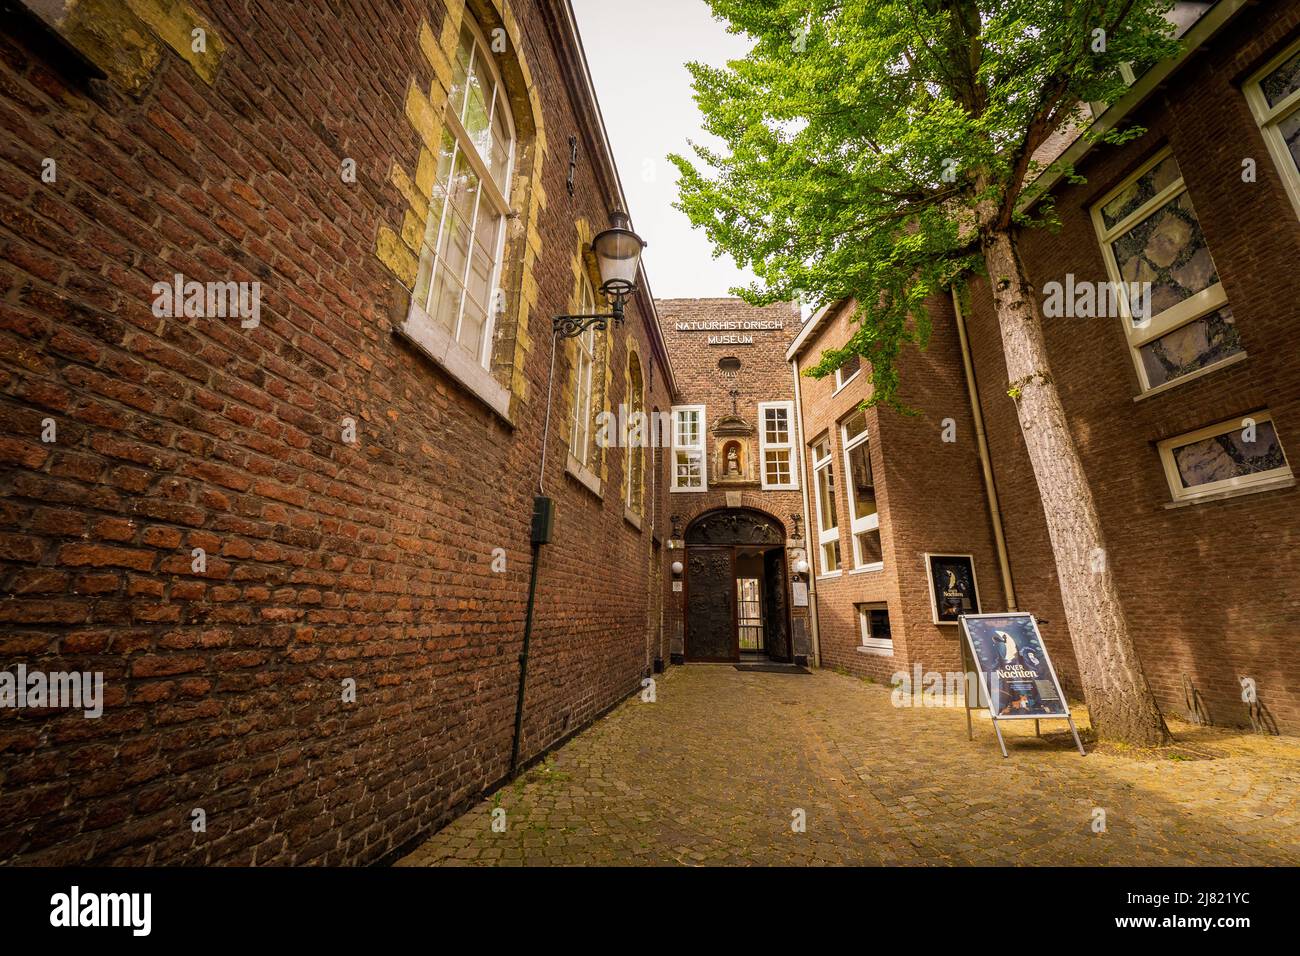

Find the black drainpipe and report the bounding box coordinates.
[510,496,554,776]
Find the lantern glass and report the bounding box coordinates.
[591,211,644,294]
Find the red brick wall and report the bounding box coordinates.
[655,298,810,660]
[961,2,1300,731]
[0,0,671,864]
[794,297,1009,686]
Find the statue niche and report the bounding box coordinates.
[712,414,756,486]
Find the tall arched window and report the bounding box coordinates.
[625,351,645,513]
[413,19,515,369]
[568,274,599,470]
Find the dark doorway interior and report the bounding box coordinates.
[683,509,791,664]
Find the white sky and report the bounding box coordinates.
[571,0,757,299]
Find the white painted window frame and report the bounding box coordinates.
[1157,412,1292,503]
[840,415,882,571]
[568,276,598,471]
[1090,147,1235,395]
[411,15,516,372]
[810,434,840,574]
[833,359,861,393]
[1245,38,1300,222]
[758,400,798,491]
[671,404,707,492]
[856,602,894,655]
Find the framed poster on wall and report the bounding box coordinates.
[925,553,980,625]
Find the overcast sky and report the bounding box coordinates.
[571,0,757,300]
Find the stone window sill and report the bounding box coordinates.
[856,643,894,657]
[1163,475,1294,509]
[849,563,884,574]
[565,454,603,498]
[396,299,513,424]
[624,506,643,531]
[1132,351,1247,403]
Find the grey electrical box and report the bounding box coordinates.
[531,495,555,544]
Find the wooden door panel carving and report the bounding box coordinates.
[685,547,736,661]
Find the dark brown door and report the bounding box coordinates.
[684,546,737,661]
[763,548,792,662]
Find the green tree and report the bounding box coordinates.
[673,0,1182,745]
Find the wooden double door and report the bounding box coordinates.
[684,545,792,663]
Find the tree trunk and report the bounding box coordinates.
[982,228,1171,746]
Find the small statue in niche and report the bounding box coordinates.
[723,441,742,477]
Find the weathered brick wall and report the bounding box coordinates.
[0,0,671,864]
[962,2,1300,731]
[794,296,1011,687]
[655,298,809,660]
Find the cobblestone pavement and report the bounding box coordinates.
[397,665,1300,866]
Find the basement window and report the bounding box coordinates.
[856,603,893,656]
[1157,412,1292,503]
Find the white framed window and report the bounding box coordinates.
[671,405,706,492]
[840,410,881,571]
[568,276,599,472]
[856,603,893,655]
[810,435,840,574]
[625,352,645,514]
[1245,37,1300,222]
[412,18,515,370]
[1091,148,1243,395]
[1157,412,1291,503]
[758,401,797,490]
[834,354,862,392]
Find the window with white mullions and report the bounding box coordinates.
[1090,148,1242,394]
[671,405,706,492]
[840,410,881,570]
[758,401,797,490]
[568,276,599,470]
[1245,37,1300,222]
[811,435,840,574]
[413,19,515,369]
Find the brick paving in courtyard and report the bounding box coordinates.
[398,665,1300,867]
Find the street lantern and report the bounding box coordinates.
[553,209,646,338]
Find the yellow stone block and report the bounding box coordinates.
[376,226,418,288]
[419,19,454,92]
[125,0,225,84]
[439,0,464,56]
[59,0,162,94]
[404,82,442,153]
[400,208,425,253]
[390,164,429,222]
[416,148,438,199]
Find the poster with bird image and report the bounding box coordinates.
[960,613,1069,719]
[925,553,980,624]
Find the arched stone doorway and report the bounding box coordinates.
[684,509,792,663]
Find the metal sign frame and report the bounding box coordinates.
[959,612,1085,758]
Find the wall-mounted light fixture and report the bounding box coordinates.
[671,561,684,578]
[552,210,646,338]
[793,558,810,582]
